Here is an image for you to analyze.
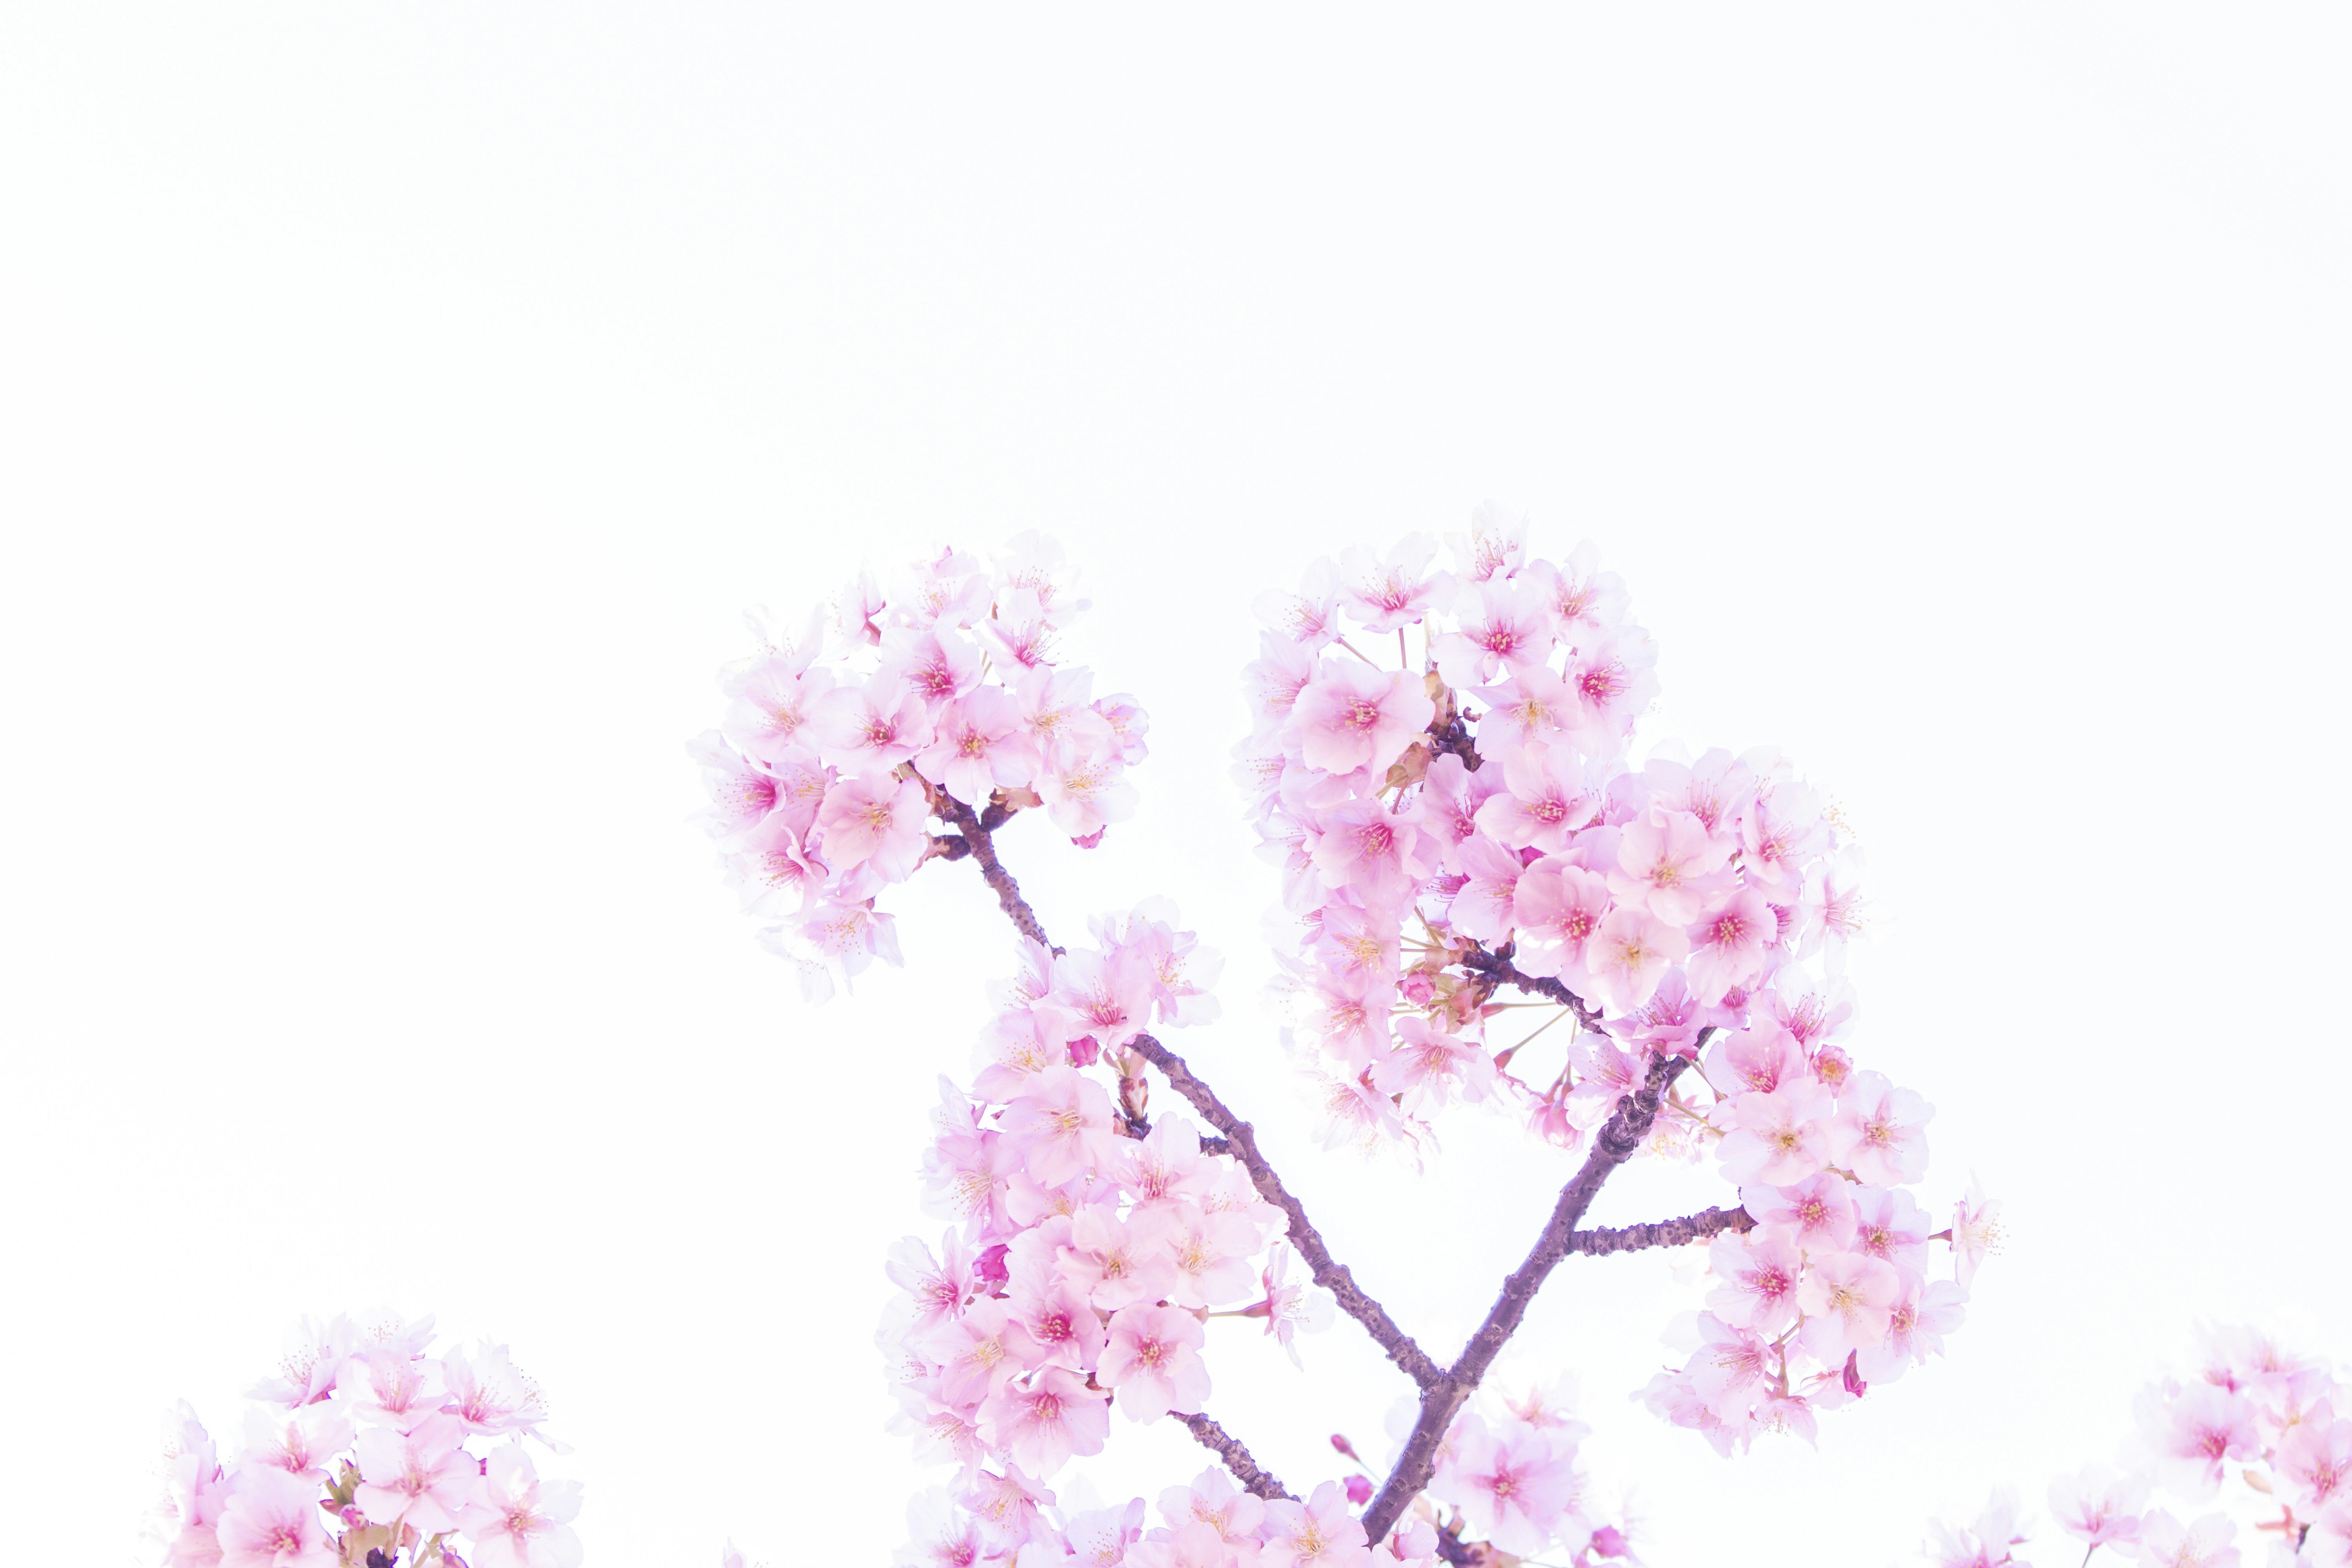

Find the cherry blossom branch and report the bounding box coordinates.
[1129,1031,1447,1392]
[947,834,1426,1493]
[1569,1204,1754,1257]
[1455,942,1605,1031]
[942,823,1716,1534]
[1178,1413,1294,1503]
[1360,1047,1698,1545]
[940,798,1055,951]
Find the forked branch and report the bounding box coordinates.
[1359,1046,1701,1544]
[957,828,1723,1550]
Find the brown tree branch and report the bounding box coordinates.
[1360,1044,1702,1544]
[1129,1032,1447,1392]
[1454,943,1605,1031]
[941,798,1055,951]
[1569,1203,1754,1257]
[1178,1412,1294,1502]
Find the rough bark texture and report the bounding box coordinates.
[1178,1413,1293,1502]
[1570,1203,1754,1256]
[942,799,1055,951]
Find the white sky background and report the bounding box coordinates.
[2,7,2348,1564]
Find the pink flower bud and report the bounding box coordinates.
[1067,1035,1102,1068]
[1344,1475,1373,1506]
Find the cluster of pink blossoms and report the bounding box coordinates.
[693,535,1144,1000]
[1237,508,1985,1449]
[153,1312,578,1568]
[1925,1325,2352,1568]
[884,910,1338,1562]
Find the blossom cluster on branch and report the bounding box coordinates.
[1923,1325,2352,1568]
[1235,510,1981,1448]
[691,535,1143,999]
[690,512,1990,1568]
[152,1312,577,1568]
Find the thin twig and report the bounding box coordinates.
[1360,1044,1703,1544]
[1129,1033,1446,1392]
[1178,1412,1294,1502]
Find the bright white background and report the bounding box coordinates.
[3,8,2347,1564]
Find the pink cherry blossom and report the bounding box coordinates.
[2046,1463,2148,1548]
[239,1405,352,1483]
[1849,1186,1931,1281]
[1608,809,1733,925]
[1255,559,1343,649]
[1261,1481,1372,1568]
[1559,633,1656,753]
[1510,858,1612,982]
[1684,886,1779,1006]
[1292,662,1434,777]
[353,1414,475,1535]
[1000,1067,1119,1185]
[1715,1080,1833,1185]
[1741,1173,1856,1251]
[1922,1491,2027,1568]
[810,676,934,774]
[879,625,984,708]
[2279,1411,2352,1513]
[1337,536,1449,633]
[1702,1025,1808,1098]
[1470,667,1576,763]
[815,772,930,881]
[1447,500,1529,585]
[216,1469,337,1568]
[1061,1205,1183,1312]
[1099,1305,1211,1422]
[1795,1252,1900,1360]
[1950,1180,2003,1287]
[1707,1226,1804,1335]
[689,731,784,844]
[1442,834,1523,944]
[1309,799,1437,905]
[721,656,835,770]
[1473,744,1603,854]
[1861,1277,1967,1383]
[978,1366,1110,1477]
[2135,1509,2240,1568]
[1581,906,1689,1014]
[1432,578,1555,689]
[1048,948,1158,1052]
[916,688,1038,805]
[2147,1382,2260,1498]
[1041,755,1138,840]
[1828,1071,1932,1185]
[459,1444,583,1568]
[1436,1415,1584,1559]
